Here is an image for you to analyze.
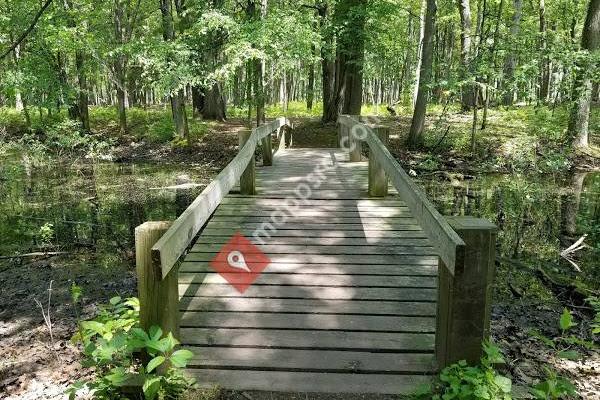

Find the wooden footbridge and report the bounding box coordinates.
[135,116,496,395]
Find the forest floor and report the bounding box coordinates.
[1,109,599,399]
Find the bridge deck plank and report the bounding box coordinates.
[179,148,437,394]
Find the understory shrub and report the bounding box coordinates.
[412,342,512,400]
[68,293,194,399]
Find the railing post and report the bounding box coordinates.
[337,121,346,148]
[348,115,362,162]
[368,125,389,197]
[239,130,256,195]
[261,130,273,166]
[436,216,497,369]
[135,221,179,338]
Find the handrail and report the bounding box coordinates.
[338,115,465,274]
[152,117,291,278]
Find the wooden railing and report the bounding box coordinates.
[134,117,292,336]
[338,115,497,369]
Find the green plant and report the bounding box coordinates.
[413,342,512,399]
[529,368,577,399]
[529,308,595,362]
[589,297,600,335]
[38,222,54,245]
[68,296,194,400]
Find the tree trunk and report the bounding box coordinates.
[457,0,475,110]
[567,0,599,148]
[159,0,189,140]
[413,0,427,109]
[333,0,366,117]
[113,0,127,134]
[307,44,316,111]
[202,82,227,121]
[76,51,90,132]
[407,0,437,148]
[538,0,550,102]
[319,3,337,123]
[502,0,523,106]
[255,57,265,125]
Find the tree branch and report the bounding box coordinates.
[0,0,53,60]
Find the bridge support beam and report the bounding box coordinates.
[239,130,256,195]
[436,216,497,369]
[368,125,389,197]
[135,221,179,338]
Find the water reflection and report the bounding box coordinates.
[0,155,207,270]
[416,172,600,296]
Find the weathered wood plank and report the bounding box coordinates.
[179,272,437,288]
[180,311,435,332]
[202,222,424,231]
[189,369,432,394]
[208,215,418,224]
[180,261,437,276]
[198,228,429,239]
[180,327,435,351]
[190,243,436,256]
[194,236,432,246]
[180,297,437,316]
[179,284,437,301]
[183,252,438,264]
[187,347,435,373]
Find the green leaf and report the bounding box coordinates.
[147,356,165,373]
[80,321,104,335]
[149,325,163,341]
[142,376,162,400]
[70,283,82,304]
[105,368,130,386]
[164,332,179,352]
[170,349,194,368]
[109,296,122,305]
[494,375,512,393]
[557,350,581,360]
[559,308,576,331]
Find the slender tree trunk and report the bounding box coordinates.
[159,0,189,140]
[307,44,315,110]
[568,0,599,148]
[407,0,437,148]
[113,0,127,134]
[457,0,474,110]
[413,0,427,109]
[538,0,550,102]
[502,0,523,106]
[76,51,90,131]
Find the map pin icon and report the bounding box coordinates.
[227,250,251,272]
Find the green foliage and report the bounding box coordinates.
[68,296,194,399]
[529,368,578,399]
[413,342,512,399]
[420,155,441,171]
[559,308,577,333]
[38,222,54,245]
[588,297,600,335]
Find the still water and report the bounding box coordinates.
[1,153,598,300]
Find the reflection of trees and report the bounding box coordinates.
[560,172,587,246]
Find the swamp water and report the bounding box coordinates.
[0,153,598,305]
